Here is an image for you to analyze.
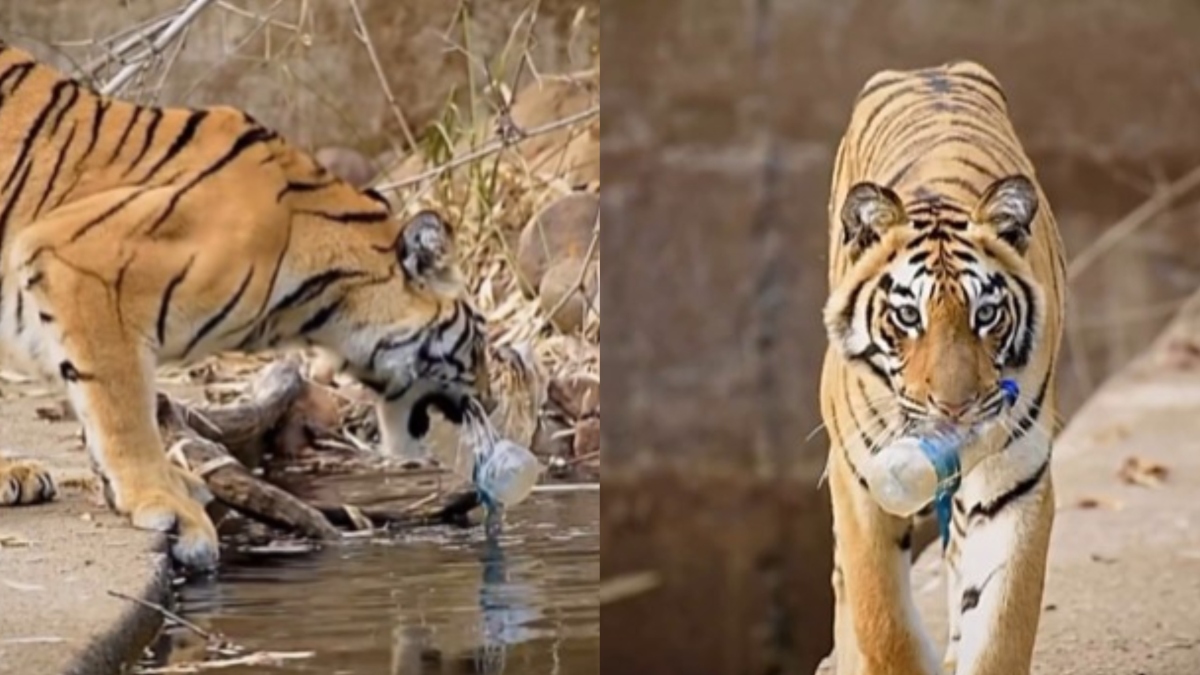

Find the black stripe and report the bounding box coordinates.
[33,123,77,216]
[296,209,389,224]
[156,257,195,345]
[1008,275,1037,369]
[0,61,34,99]
[857,75,906,102]
[3,80,71,193]
[47,81,79,136]
[857,84,919,156]
[145,127,276,236]
[363,188,390,210]
[81,99,110,162]
[0,160,33,245]
[951,71,1008,108]
[123,107,163,176]
[968,456,1049,522]
[298,299,344,333]
[275,179,335,201]
[15,289,23,334]
[109,106,142,164]
[269,268,363,314]
[69,188,148,242]
[139,110,206,182]
[927,175,983,198]
[182,267,254,357]
[369,332,422,370]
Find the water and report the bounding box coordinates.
[149,482,599,675]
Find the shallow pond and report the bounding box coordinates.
[148,479,599,675]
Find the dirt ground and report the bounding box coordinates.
[0,390,173,675]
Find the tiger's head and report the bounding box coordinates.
[314,208,491,422]
[823,175,1044,435]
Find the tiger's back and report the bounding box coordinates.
[820,61,1066,675]
[0,42,490,572]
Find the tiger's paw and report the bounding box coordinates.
[0,459,57,506]
[121,471,219,572]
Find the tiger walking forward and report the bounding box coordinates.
[821,61,1066,675]
[0,42,490,571]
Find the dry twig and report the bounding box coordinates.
[1068,164,1200,281]
[347,0,418,151]
[375,105,599,192]
[107,589,215,642]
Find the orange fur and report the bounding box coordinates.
[821,61,1065,675]
[0,43,489,570]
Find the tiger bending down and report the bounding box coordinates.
[820,61,1066,675]
[0,42,489,571]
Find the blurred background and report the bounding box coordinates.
[603,1,1200,674]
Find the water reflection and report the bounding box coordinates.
[157,488,599,675]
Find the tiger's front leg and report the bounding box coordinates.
[829,446,942,675]
[18,252,219,570]
[941,445,1053,675]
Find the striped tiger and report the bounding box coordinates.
[820,61,1066,675]
[0,42,490,572]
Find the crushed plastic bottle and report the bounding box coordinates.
[460,400,544,510]
[862,378,1021,519]
[861,430,969,519]
[473,437,543,509]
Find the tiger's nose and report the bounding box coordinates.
[930,396,973,420]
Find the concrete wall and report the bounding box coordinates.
[602,1,1200,673]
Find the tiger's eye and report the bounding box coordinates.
[975,304,999,326]
[894,305,921,328]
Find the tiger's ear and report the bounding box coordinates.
[973,175,1038,254]
[398,210,456,285]
[841,182,907,261]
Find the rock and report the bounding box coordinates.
[573,417,601,458]
[314,146,377,188]
[517,192,599,296]
[547,376,600,421]
[508,70,599,181]
[538,258,598,333]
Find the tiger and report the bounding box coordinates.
[820,61,1066,675]
[0,41,490,572]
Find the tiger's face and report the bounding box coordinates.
[824,175,1044,435]
[317,210,491,420]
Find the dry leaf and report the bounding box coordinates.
[0,533,31,548]
[34,400,74,423]
[1118,456,1169,487]
[1071,495,1124,511]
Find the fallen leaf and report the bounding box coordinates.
[34,400,74,422]
[1118,456,1169,487]
[0,533,31,548]
[1071,495,1124,511]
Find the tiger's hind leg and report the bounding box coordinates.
[829,447,942,675]
[940,448,1052,675]
[13,248,219,570]
[0,456,57,506]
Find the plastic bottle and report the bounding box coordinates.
[861,430,969,518]
[473,437,544,509]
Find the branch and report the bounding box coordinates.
[1068,164,1200,282]
[347,0,418,151]
[374,104,599,192]
[98,0,218,96]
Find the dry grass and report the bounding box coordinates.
[53,0,600,424]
